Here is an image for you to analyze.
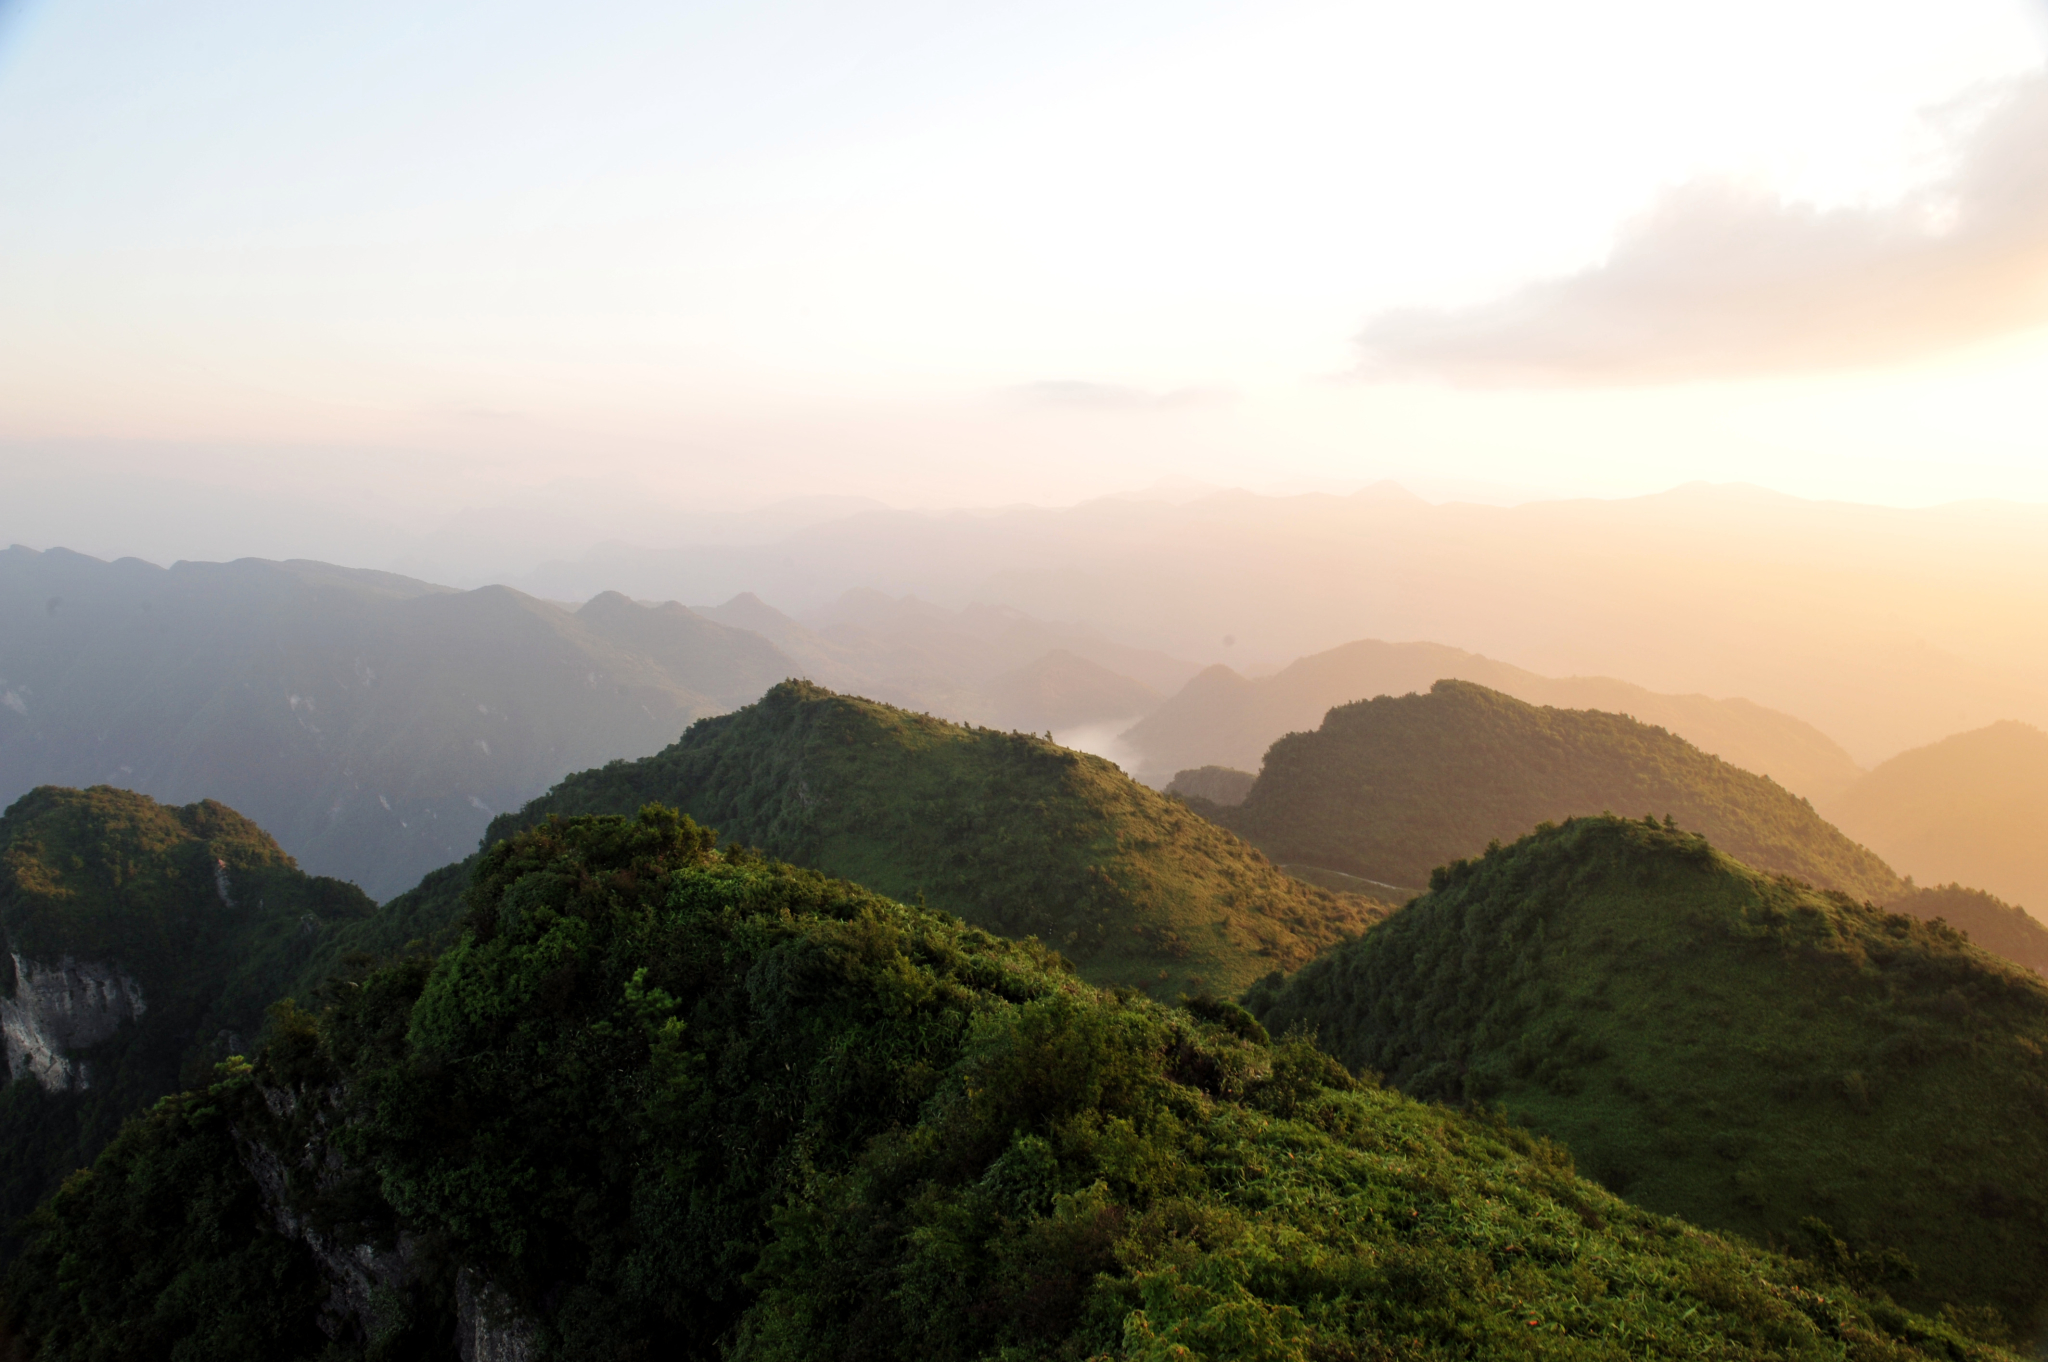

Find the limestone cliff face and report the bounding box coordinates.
[1,952,147,1090]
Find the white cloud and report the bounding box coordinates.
[1356,76,2048,385]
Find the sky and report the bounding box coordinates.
[3,0,2047,560]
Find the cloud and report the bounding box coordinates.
[1356,76,2048,385]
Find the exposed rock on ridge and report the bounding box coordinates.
[1,952,145,1090]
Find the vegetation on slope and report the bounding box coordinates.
[491,680,1387,996]
[1886,882,2048,977]
[1830,720,2048,919]
[2,807,2020,1361]
[1220,680,1900,902]
[0,785,376,1255]
[1165,766,1256,806]
[1248,814,2048,1338]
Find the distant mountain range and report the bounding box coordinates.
[512,482,2048,766]
[0,548,791,898]
[1122,636,1865,803]
[0,550,1193,898]
[1827,721,2048,918]
[693,588,1191,732]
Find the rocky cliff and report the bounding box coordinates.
[1,953,146,1090]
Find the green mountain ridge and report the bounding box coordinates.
[1216,679,1901,904]
[1248,814,2048,1337]
[0,785,378,1253]
[486,679,1390,997]
[0,807,2022,1360]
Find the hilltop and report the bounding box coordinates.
[1217,680,1900,903]
[0,548,797,897]
[1,808,2019,1360]
[0,785,376,1253]
[1829,720,2048,919]
[491,680,1388,996]
[1249,815,2048,1335]
[1122,637,1865,802]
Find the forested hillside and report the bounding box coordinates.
[493,680,1388,996]
[0,809,2020,1361]
[0,547,793,897]
[1217,680,1900,902]
[0,786,377,1254]
[1249,815,2048,1336]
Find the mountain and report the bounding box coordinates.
[516,483,2048,766]
[1164,765,1255,805]
[0,785,377,1253]
[1,807,2019,1360]
[489,680,1388,997]
[977,648,1160,734]
[1828,721,2048,919]
[1122,638,1865,802]
[699,588,1189,735]
[1248,815,2048,1335]
[0,547,797,898]
[1215,680,1901,903]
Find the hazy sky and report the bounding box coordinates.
[3,0,2047,540]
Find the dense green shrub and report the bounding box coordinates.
[485,680,1389,997]
[3,808,2024,1360]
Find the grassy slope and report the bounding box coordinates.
[1222,679,1900,903]
[1250,815,2048,1337]
[490,680,1390,996]
[1,808,2018,1361]
[0,785,376,1252]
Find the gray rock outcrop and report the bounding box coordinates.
[2,953,146,1090]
